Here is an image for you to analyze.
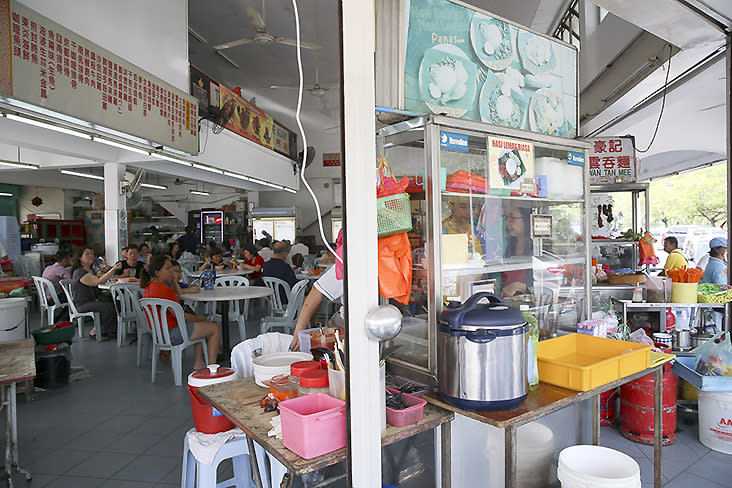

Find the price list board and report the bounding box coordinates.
[0,0,199,155]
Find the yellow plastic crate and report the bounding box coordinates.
[537,334,651,391]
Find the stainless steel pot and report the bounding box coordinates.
[438,292,528,411]
[691,333,713,348]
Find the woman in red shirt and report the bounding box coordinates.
[141,254,220,371]
[238,244,264,281]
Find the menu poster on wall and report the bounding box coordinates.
[403,0,578,138]
[0,0,199,154]
[323,152,341,167]
[190,65,219,116]
[487,136,534,192]
[219,84,274,150]
[588,137,636,184]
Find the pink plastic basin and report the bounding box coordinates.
[385,387,427,427]
[279,393,346,459]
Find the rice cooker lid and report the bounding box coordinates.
[188,364,236,387]
[440,292,526,331]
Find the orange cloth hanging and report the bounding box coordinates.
[378,232,413,304]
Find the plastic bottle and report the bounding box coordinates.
[522,305,539,392]
[632,282,643,303]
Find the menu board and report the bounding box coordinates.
[588,137,636,184]
[404,0,577,138]
[0,0,199,154]
[219,84,274,150]
[487,136,534,192]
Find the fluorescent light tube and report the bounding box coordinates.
[4,113,91,139]
[60,169,105,180]
[156,154,193,166]
[93,137,150,155]
[140,183,168,190]
[190,190,210,196]
[0,192,13,197]
[283,187,297,193]
[0,160,39,170]
[191,163,224,174]
[223,171,251,181]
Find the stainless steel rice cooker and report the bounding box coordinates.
[438,292,528,411]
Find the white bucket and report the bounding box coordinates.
[0,298,26,342]
[558,445,640,488]
[517,421,555,488]
[698,390,732,454]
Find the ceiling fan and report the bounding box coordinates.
[270,0,338,98]
[213,0,321,51]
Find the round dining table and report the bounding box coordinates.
[97,279,139,291]
[182,286,273,356]
[189,268,254,279]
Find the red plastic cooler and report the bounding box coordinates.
[187,364,236,434]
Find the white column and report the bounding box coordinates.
[104,162,126,262]
[342,0,380,486]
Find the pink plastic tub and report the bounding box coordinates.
[278,393,346,459]
[385,387,427,427]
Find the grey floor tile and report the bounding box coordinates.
[111,454,180,483]
[71,428,119,451]
[42,475,105,488]
[664,471,728,488]
[144,428,190,457]
[98,480,155,488]
[635,437,702,480]
[160,462,183,484]
[94,415,152,435]
[66,451,138,478]
[21,473,54,488]
[22,447,92,476]
[104,431,166,454]
[675,425,711,458]
[633,453,669,484]
[600,426,646,458]
[686,450,732,486]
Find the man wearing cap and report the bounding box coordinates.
[700,237,728,285]
[660,237,688,276]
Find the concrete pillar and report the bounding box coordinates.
[104,163,126,262]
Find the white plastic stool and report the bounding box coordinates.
[181,428,271,488]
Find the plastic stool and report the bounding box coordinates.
[181,428,271,488]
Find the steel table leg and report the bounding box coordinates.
[3,383,31,488]
[654,367,662,488]
[246,436,264,488]
[505,425,517,488]
[592,394,600,445]
[280,470,294,488]
[441,421,451,488]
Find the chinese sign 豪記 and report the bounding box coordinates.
[588,137,636,184]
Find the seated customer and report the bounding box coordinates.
[170,260,200,294]
[262,241,298,303]
[198,249,229,271]
[42,250,72,306]
[139,243,152,264]
[71,247,123,340]
[141,254,220,371]
[237,244,264,280]
[115,244,145,279]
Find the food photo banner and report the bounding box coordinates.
[404,0,578,138]
[0,0,199,154]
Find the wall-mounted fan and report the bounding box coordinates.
[200,98,236,134]
[120,168,145,208]
[213,0,321,51]
[294,146,316,175]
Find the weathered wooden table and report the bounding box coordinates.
[199,377,454,487]
[425,362,672,488]
[0,338,36,488]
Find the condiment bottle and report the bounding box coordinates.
[298,369,330,396]
[632,282,643,303]
[289,360,321,398]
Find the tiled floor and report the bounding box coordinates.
[3,305,732,487]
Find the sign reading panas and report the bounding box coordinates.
[0,0,199,154]
[404,0,578,138]
[588,137,636,184]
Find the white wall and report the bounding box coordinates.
[18,0,189,91]
[18,186,65,221]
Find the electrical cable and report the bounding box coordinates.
[636,44,672,153]
[290,0,342,264]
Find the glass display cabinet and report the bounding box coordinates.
[377,115,591,384]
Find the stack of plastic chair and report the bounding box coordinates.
[260,280,309,334]
[109,283,138,347]
[261,277,291,317]
[31,276,69,328]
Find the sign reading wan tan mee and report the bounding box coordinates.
[0,0,199,154]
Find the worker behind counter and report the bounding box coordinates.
[700,237,728,285]
[660,236,688,276]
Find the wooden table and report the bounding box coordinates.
[0,339,36,487]
[425,363,671,488]
[198,378,454,487]
[184,287,273,356]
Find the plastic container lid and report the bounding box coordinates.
[299,369,329,388]
[267,374,291,391]
[291,361,321,377]
[188,364,236,387]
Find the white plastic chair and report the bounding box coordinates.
[32,276,69,328]
[127,287,152,368]
[215,275,250,342]
[139,298,209,387]
[109,283,139,347]
[260,280,309,334]
[59,279,101,342]
[178,257,200,273]
[261,277,291,317]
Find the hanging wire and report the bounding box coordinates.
[636,44,673,153]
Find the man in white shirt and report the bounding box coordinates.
[289,237,309,259]
[257,239,274,262]
[290,264,343,350]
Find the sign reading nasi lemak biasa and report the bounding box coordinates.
[0,0,199,154]
[403,0,578,139]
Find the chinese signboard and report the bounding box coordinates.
[0,0,199,154]
[588,137,636,184]
[219,84,274,150]
[488,136,534,193]
[404,0,578,138]
[323,153,341,167]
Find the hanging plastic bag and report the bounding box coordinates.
[694,331,732,376]
[638,231,658,266]
[335,228,344,280]
[376,157,409,198]
[377,232,413,305]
